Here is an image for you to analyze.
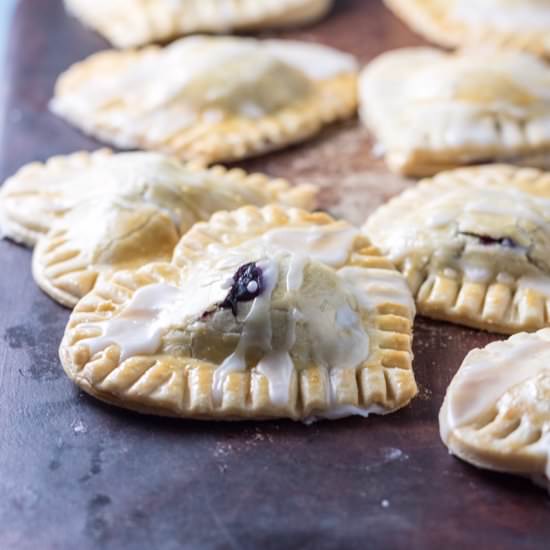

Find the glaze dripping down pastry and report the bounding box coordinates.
[60,206,417,422]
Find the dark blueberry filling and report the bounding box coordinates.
[460,232,518,249]
[220,262,264,316]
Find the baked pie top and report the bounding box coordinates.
[359,47,550,176]
[50,36,358,164]
[65,0,333,48]
[385,0,550,56]
[440,328,550,488]
[60,205,417,421]
[365,165,550,333]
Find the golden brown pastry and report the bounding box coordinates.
[65,0,334,48]
[385,0,550,58]
[440,329,550,490]
[359,47,550,176]
[51,36,358,164]
[59,205,417,422]
[365,165,550,334]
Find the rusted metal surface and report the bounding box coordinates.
[1,1,549,548]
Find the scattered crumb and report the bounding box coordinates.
[71,419,88,435]
[381,499,390,508]
[382,447,407,463]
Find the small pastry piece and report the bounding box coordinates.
[364,165,550,334]
[385,0,550,58]
[60,205,417,422]
[50,36,358,164]
[440,329,550,490]
[4,150,314,307]
[65,0,334,48]
[359,47,550,177]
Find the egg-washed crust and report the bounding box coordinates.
[65,0,334,48]
[60,205,417,421]
[440,331,550,484]
[50,44,358,165]
[359,47,550,177]
[0,148,316,249]
[21,150,316,308]
[365,165,550,334]
[384,0,550,58]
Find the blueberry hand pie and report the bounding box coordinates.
[0,150,315,307]
[440,329,550,490]
[59,205,417,422]
[385,0,550,58]
[359,47,550,176]
[65,0,333,48]
[365,165,550,334]
[51,36,358,164]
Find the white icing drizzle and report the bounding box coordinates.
[286,253,307,291]
[261,224,359,267]
[212,259,280,404]
[461,261,494,284]
[256,307,298,407]
[517,274,550,298]
[303,403,388,424]
[80,283,182,361]
[445,330,550,435]
[338,266,415,315]
[79,267,230,360]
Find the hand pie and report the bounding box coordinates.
[65,0,333,48]
[51,36,358,164]
[364,165,550,334]
[59,205,417,422]
[359,47,550,177]
[440,329,550,490]
[385,0,550,58]
[0,150,315,307]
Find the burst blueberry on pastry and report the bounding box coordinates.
[440,329,550,490]
[385,0,550,58]
[59,205,417,421]
[364,165,550,334]
[359,47,550,176]
[65,0,334,48]
[0,150,316,307]
[50,36,358,164]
